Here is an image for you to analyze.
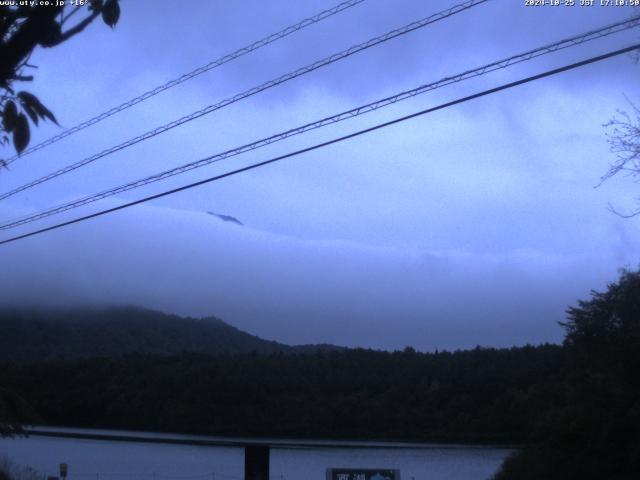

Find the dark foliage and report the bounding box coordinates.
[0,386,36,437]
[0,1,120,158]
[493,268,640,479]
[0,343,564,443]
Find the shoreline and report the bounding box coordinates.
[24,426,519,451]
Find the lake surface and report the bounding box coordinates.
[0,428,514,480]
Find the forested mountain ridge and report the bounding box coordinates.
[0,305,566,443]
[0,306,339,362]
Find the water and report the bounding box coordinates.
[0,429,513,480]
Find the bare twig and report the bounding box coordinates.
[607,201,640,218]
[601,100,640,184]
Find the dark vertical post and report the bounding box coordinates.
[244,445,269,480]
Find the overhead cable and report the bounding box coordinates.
[1,43,637,246]
[3,0,367,165]
[0,0,489,200]
[1,17,638,231]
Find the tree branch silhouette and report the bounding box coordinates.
[0,0,120,159]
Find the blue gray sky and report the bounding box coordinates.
[0,0,639,350]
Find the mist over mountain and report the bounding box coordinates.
[0,306,340,362]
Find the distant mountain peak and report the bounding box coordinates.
[207,211,243,226]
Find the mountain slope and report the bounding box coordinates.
[0,306,327,362]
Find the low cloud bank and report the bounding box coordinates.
[0,203,632,351]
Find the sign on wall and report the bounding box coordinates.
[326,468,400,480]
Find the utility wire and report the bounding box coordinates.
[1,43,637,247]
[3,0,367,165]
[1,17,638,231]
[0,0,489,201]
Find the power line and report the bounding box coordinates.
[2,16,638,231]
[3,0,367,165]
[0,0,489,201]
[1,43,637,247]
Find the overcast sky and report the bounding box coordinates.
[0,0,639,351]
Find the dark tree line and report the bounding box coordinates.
[0,343,565,443]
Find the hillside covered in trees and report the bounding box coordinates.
[0,306,338,362]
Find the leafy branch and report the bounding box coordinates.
[0,0,120,163]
